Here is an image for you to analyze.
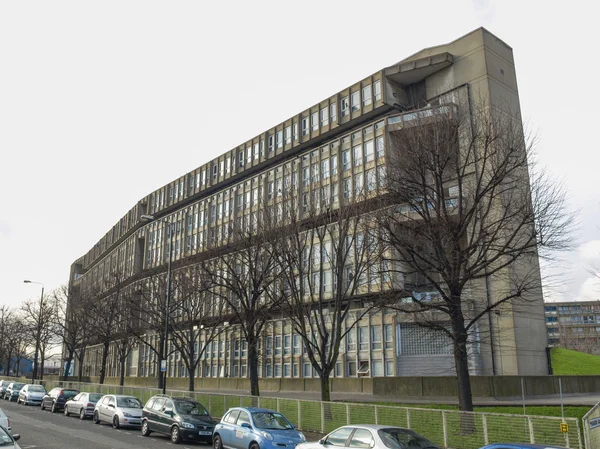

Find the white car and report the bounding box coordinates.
[0,425,20,448]
[93,394,143,428]
[0,407,11,433]
[17,384,47,406]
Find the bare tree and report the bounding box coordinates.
[113,285,138,386]
[168,264,226,391]
[202,205,282,396]
[274,188,388,401]
[21,295,58,380]
[378,95,574,413]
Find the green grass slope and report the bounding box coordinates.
[551,347,600,375]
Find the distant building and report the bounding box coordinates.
[545,301,600,355]
[1,358,32,377]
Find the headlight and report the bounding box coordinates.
[260,431,273,441]
[123,412,133,418]
[299,432,306,442]
[182,422,195,429]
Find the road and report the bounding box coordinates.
[1,399,209,449]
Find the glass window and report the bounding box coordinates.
[384,324,393,349]
[303,363,311,377]
[322,159,330,178]
[293,123,298,141]
[371,326,382,350]
[225,410,240,424]
[293,335,300,355]
[341,97,349,117]
[285,126,292,144]
[366,169,376,192]
[302,118,309,136]
[330,103,337,122]
[364,140,374,162]
[348,361,357,376]
[237,411,251,426]
[276,131,283,149]
[327,428,354,446]
[373,80,381,102]
[343,177,352,199]
[359,326,369,350]
[312,112,319,132]
[342,150,351,170]
[274,363,281,377]
[331,155,338,175]
[275,336,282,355]
[362,85,372,107]
[284,335,291,355]
[320,108,329,127]
[376,136,385,159]
[350,429,374,448]
[385,360,394,376]
[351,91,360,111]
[353,145,362,166]
[354,173,363,196]
[347,331,356,351]
[378,428,435,449]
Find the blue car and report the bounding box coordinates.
[478,444,569,449]
[213,407,306,449]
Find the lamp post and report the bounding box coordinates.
[141,214,173,394]
[23,280,44,382]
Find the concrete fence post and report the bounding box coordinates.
[527,417,535,444]
[482,415,489,445]
[297,400,302,430]
[321,402,325,433]
[442,411,448,448]
[277,398,280,412]
[346,404,350,425]
[406,409,411,429]
[375,406,379,425]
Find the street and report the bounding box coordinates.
[1,399,209,449]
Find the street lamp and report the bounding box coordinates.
[141,214,173,394]
[23,280,44,382]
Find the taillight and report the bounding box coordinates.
[7,419,10,429]
[87,403,94,407]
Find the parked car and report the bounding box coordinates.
[17,384,47,406]
[63,392,103,419]
[0,381,10,397]
[93,394,143,428]
[0,406,12,434]
[40,387,79,413]
[0,425,20,449]
[296,425,439,449]
[477,445,569,449]
[213,407,306,449]
[141,394,217,444]
[3,383,24,402]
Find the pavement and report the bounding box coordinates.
[193,388,600,407]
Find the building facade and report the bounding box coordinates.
[545,301,600,355]
[68,28,549,382]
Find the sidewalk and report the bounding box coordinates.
[191,388,600,407]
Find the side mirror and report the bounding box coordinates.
[108,404,115,408]
[165,409,174,417]
[241,422,252,429]
[318,438,326,444]
[12,434,20,441]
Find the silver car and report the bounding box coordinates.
[17,384,47,405]
[64,392,103,419]
[296,425,440,449]
[93,394,143,429]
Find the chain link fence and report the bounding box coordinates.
[36,380,582,449]
[583,401,600,449]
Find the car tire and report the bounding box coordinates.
[141,420,151,437]
[93,411,100,424]
[79,408,86,420]
[41,401,46,411]
[213,434,223,449]
[250,442,260,449]
[112,415,120,429]
[64,405,70,416]
[171,426,182,444]
[51,402,57,413]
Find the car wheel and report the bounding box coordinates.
[213,434,223,449]
[171,425,182,444]
[51,402,57,413]
[79,408,86,420]
[40,401,46,411]
[141,420,151,437]
[64,405,70,416]
[250,442,260,449]
[93,411,100,424]
[112,415,120,429]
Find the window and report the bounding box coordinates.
[342,150,350,170]
[320,108,328,127]
[275,336,282,355]
[265,336,273,356]
[283,363,291,377]
[341,96,349,117]
[384,324,393,349]
[377,165,387,187]
[366,169,376,192]
[371,326,382,350]
[237,411,251,426]
[373,80,381,101]
[364,140,374,162]
[353,145,362,166]
[372,360,383,377]
[303,167,310,186]
[311,112,319,132]
[276,130,283,149]
[322,159,330,179]
[293,363,299,377]
[385,360,394,376]
[303,363,311,377]
[354,174,363,196]
[351,91,360,111]
[285,126,292,144]
[293,335,300,355]
[343,177,352,199]
[212,164,218,180]
[376,136,385,159]
[330,103,337,122]
[350,429,374,448]
[347,361,357,376]
[362,85,372,107]
[358,361,369,375]
[331,155,338,175]
[268,135,274,153]
[293,123,298,141]
[302,117,309,136]
[302,193,309,212]
[239,150,244,168]
[311,163,319,183]
[226,157,231,174]
[359,326,369,350]
[347,331,356,351]
[284,335,291,355]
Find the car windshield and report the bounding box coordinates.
[0,426,13,446]
[89,393,102,402]
[251,412,294,430]
[117,397,142,408]
[29,385,45,392]
[62,390,78,397]
[12,383,24,389]
[175,401,209,416]
[378,428,437,449]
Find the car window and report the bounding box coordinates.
[108,397,116,407]
[326,428,354,446]
[251,412,293,430]
[236,411,251,426]
[14,383,24,389]
[225,410,240,424]
[117,397,142,408]
[30,385,46,392]
[0,426,13,444]
[163,400,174,413]
[101,396,110,405]
[89,393,102,402]
[72,394,81,401]
[377,428,435,449]
[151,398,166,411]
[62,390,79,398]
[146,398,156,410]
[175,401,209,416]
[349,429,374,448]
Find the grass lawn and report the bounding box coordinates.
[550,347,600,375]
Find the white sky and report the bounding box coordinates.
[1,0,599,308]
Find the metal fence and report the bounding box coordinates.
[583,401,600,449]
[36,380,582,449]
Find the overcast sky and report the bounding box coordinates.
[1,0,598,308]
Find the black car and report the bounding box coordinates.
[41,387,79,413]
[141,394,217,444]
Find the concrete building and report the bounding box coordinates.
[67,27,549,382]
[545,301,600,355]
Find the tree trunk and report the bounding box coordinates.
[39,351,46,381]
[157,338,164,390]
[119,357,126,386]
[188,372,194,392]
[99,341,110,384]
[64,347,74,378]
[452,314,475,434]
[248,338,260,396]
[320,370,331,402]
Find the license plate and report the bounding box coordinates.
[199,431,212,435]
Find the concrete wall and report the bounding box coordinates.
[42,375,600,399]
